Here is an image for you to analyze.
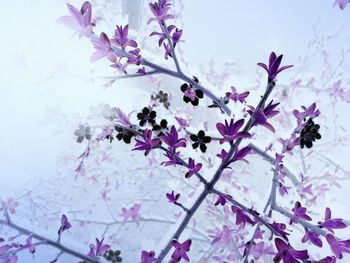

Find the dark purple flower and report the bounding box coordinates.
[258,52,293,82]
[231,205,255,226]
[132,130,160,156]
[316,256,337,263]
[216,149,229,160]
[161,126,186,150]
[273,238,309,263]
[270,222,290,241]
[247,100,279,132]
[185,158,202,178]
[216,119,250,144]
[171,239,192,262]
[302,230,322,247]
[225,86,249,103]
[318,207,347,233]
[148,0,174,24]
[230,146,251,164]
[326,234,350,259]
[88,238,110,259]
[58,214,72,235]
[171,28,183,47]
[58,1,96,38]
[166,191,180,203]
[290,201,312,224]
[111,25,138,50]
[141,250,156,263]
[214,194,231,206]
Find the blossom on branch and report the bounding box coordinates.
[185,158,202,178]
[257,52,293,82]
[88,238,110,259]
[248,100,280,132]
[318,207,347,233]
[290,201,312,224]
[273,238,309,263]
[58,1,96,38]
[141,250,156,263]
[132,130,160,156]
[216,119,250,144]
[171,239,192,262]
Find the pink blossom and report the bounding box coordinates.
[58,1,96,38]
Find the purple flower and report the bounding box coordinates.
[90,33,113,62]
[1,198,19,214]
[133,130,160,156]
[148,0,174,24]
[231,205,255,226]
[318,207,347,233]
[161,126,186,150]
[175,117,189,131]
[230,146,251,164]
[216,146,251,167]
[112,25,138,50]
[257,52,293,82]
[290,201,312,224]
[171,28,183,47]
[58,214,72,235]
[214,194,231,206]
[334,0,349,10]
[23,235,35,254]
[326,234,350,259]
[293,103,320,125]
[166,191,180,203]
[279,136,300,152]
[302,230,322,247]
[273,238,309,263]
[185,158,202,178]
[270,222,290,241]
[115,108,132,127]
[171,239,192,262]
[141,250,156,263]
[121,203,141,221]
[225,86,249,103]
[58,1,95,38]
[209,225,233,246]
[216,119,250,144]
[316,256,337,263]
[88,238,110,259]
[216,149,229,160]
[11,235,36,254]
[247,100,279,132]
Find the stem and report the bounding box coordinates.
[0,219,100,263]
[161,22,182,73]
[272,205,328,237]
[155,81,276,262]
[156,186,209,262]
[111,45,231,116]
[248,143,300,186]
